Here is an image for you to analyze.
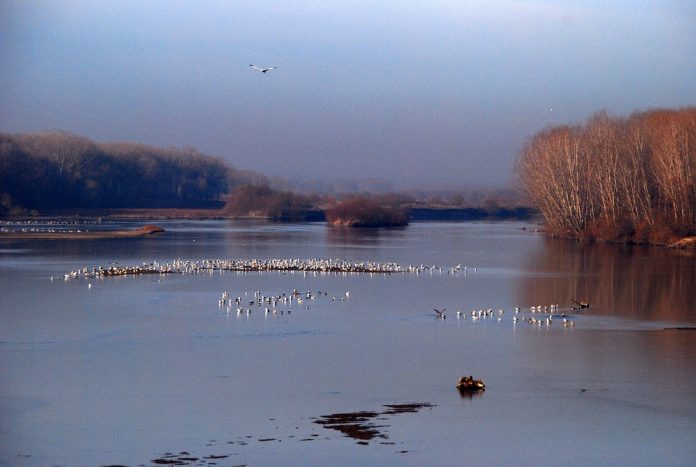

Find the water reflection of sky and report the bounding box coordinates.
[1,220,695,466]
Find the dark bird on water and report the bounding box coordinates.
[250,64,277,73]
[572,299,590,309]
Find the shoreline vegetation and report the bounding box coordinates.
[518,107,696,246]
[3,106,695,246]
[0,224,164,240]
[1,131,531,229]
[324,196,409,227]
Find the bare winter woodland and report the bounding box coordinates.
[518,108,696,243]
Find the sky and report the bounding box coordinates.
[1,1,695,190]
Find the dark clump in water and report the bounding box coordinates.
[313,403,436,444]
[150,452,229,466]
[313,411,384,441]
[382,403,435,414]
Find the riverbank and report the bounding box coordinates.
[0,224,164,240]
[670,236,696,249]
[542,230,696,250]
[1,205,537,223]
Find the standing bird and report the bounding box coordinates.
[250,64,277,73]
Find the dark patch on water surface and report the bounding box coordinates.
[129,402,435,465]
[313,402,435,444]
[313,411,382,439]
[382,402,435,414]
[151,451,230,466]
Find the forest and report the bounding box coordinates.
[1,130,531,223]
[518,108,696,243]
[0,131,236,214]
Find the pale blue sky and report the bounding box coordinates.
[1,1,694,189]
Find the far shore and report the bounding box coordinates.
[2,210,692,248]
[0,224,165,240]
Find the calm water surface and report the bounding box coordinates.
[1,220,695,466]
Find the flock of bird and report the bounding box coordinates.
[434,301,586,327]
[59,257,586,329]
[2,219,107,234]
[217,288,350,316]
[213,286,583,329]
[59,258,473,281]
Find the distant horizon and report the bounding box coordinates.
[2,1,694,189]
[3,126,526,193]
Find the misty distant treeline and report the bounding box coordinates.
[0,131,242,213]
[518,108,696,242]
[1,130,531,223]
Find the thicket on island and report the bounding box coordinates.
[223,184,322,221]
[518,108,696,244]
[324,196,409,227]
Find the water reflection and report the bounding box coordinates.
[324,225,407,247]
[457,389,486,401]
[518,238,696,323]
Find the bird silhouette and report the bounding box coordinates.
[250,64,277,73]
[434,308,446,319]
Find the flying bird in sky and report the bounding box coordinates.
[249,64,277,73]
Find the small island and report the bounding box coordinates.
[324,196,409,228]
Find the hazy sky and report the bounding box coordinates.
[1,1,695,189]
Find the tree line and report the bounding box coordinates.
[1,130,531,225]
[518,108,696,243]
[0,131,236,214]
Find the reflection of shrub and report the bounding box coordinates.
[224,185,321,221]
[324,197,409,227]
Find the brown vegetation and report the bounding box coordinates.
[324,196,409,227]
[517,108,696,243]
[223,184,322,221]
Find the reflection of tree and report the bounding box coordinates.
[517,238,696,323]
[325,224,386,246]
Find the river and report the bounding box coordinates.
[1,220,694,466]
